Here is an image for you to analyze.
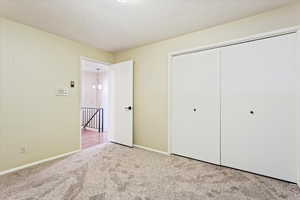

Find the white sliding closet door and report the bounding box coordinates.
[221,33,297,182]
[171,49,220,164]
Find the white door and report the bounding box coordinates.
[221,33,297,182]
[109,60,133,147]
[171,49,221,165]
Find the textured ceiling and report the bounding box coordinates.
[0,0,297,52]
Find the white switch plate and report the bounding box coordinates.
[56,88,69,96]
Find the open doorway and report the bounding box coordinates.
[80,58,134,149]
[80,57,110,149]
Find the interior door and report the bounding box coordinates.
[171,49,220,165]
[221,33,297,182]
[109,60,133,147]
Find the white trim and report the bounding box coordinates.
[297,30,300,188]
[0,150,80,176]
[167,55,172,155]
[133,144,170,155]
[168,26,300,160]
[80,56,111,66]
[169,26,300,57]
[130,60,134,147]
[83,127,98,132]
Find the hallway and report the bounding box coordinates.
[81,129,108,149]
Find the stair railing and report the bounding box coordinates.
[81,107,104,133]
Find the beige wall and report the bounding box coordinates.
[114,2,300,152]
[1,2,300,177]
[0,18,113,172]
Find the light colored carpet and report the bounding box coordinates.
[0,143,299,200]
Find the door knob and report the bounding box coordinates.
[124,106,132,111]
[250,110,254,115]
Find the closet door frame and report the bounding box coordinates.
[296,29,300,186]
[168,26,300,185]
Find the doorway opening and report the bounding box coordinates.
[80,57,110,149]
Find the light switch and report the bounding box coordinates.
[56,88,69,96]
[70,81,75,88]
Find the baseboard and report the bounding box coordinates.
[83,127,98,131]
[133,144,169,155]
[0,150,80,176]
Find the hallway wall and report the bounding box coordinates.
[81,70,110,132]
[81,71,102,108]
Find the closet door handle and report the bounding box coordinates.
[124,106,132,111]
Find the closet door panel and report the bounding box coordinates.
[171,49,220,164]
[221,33,297,182]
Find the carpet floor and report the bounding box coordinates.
[0,143,299,200]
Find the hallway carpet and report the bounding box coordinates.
[0,144,299,200]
